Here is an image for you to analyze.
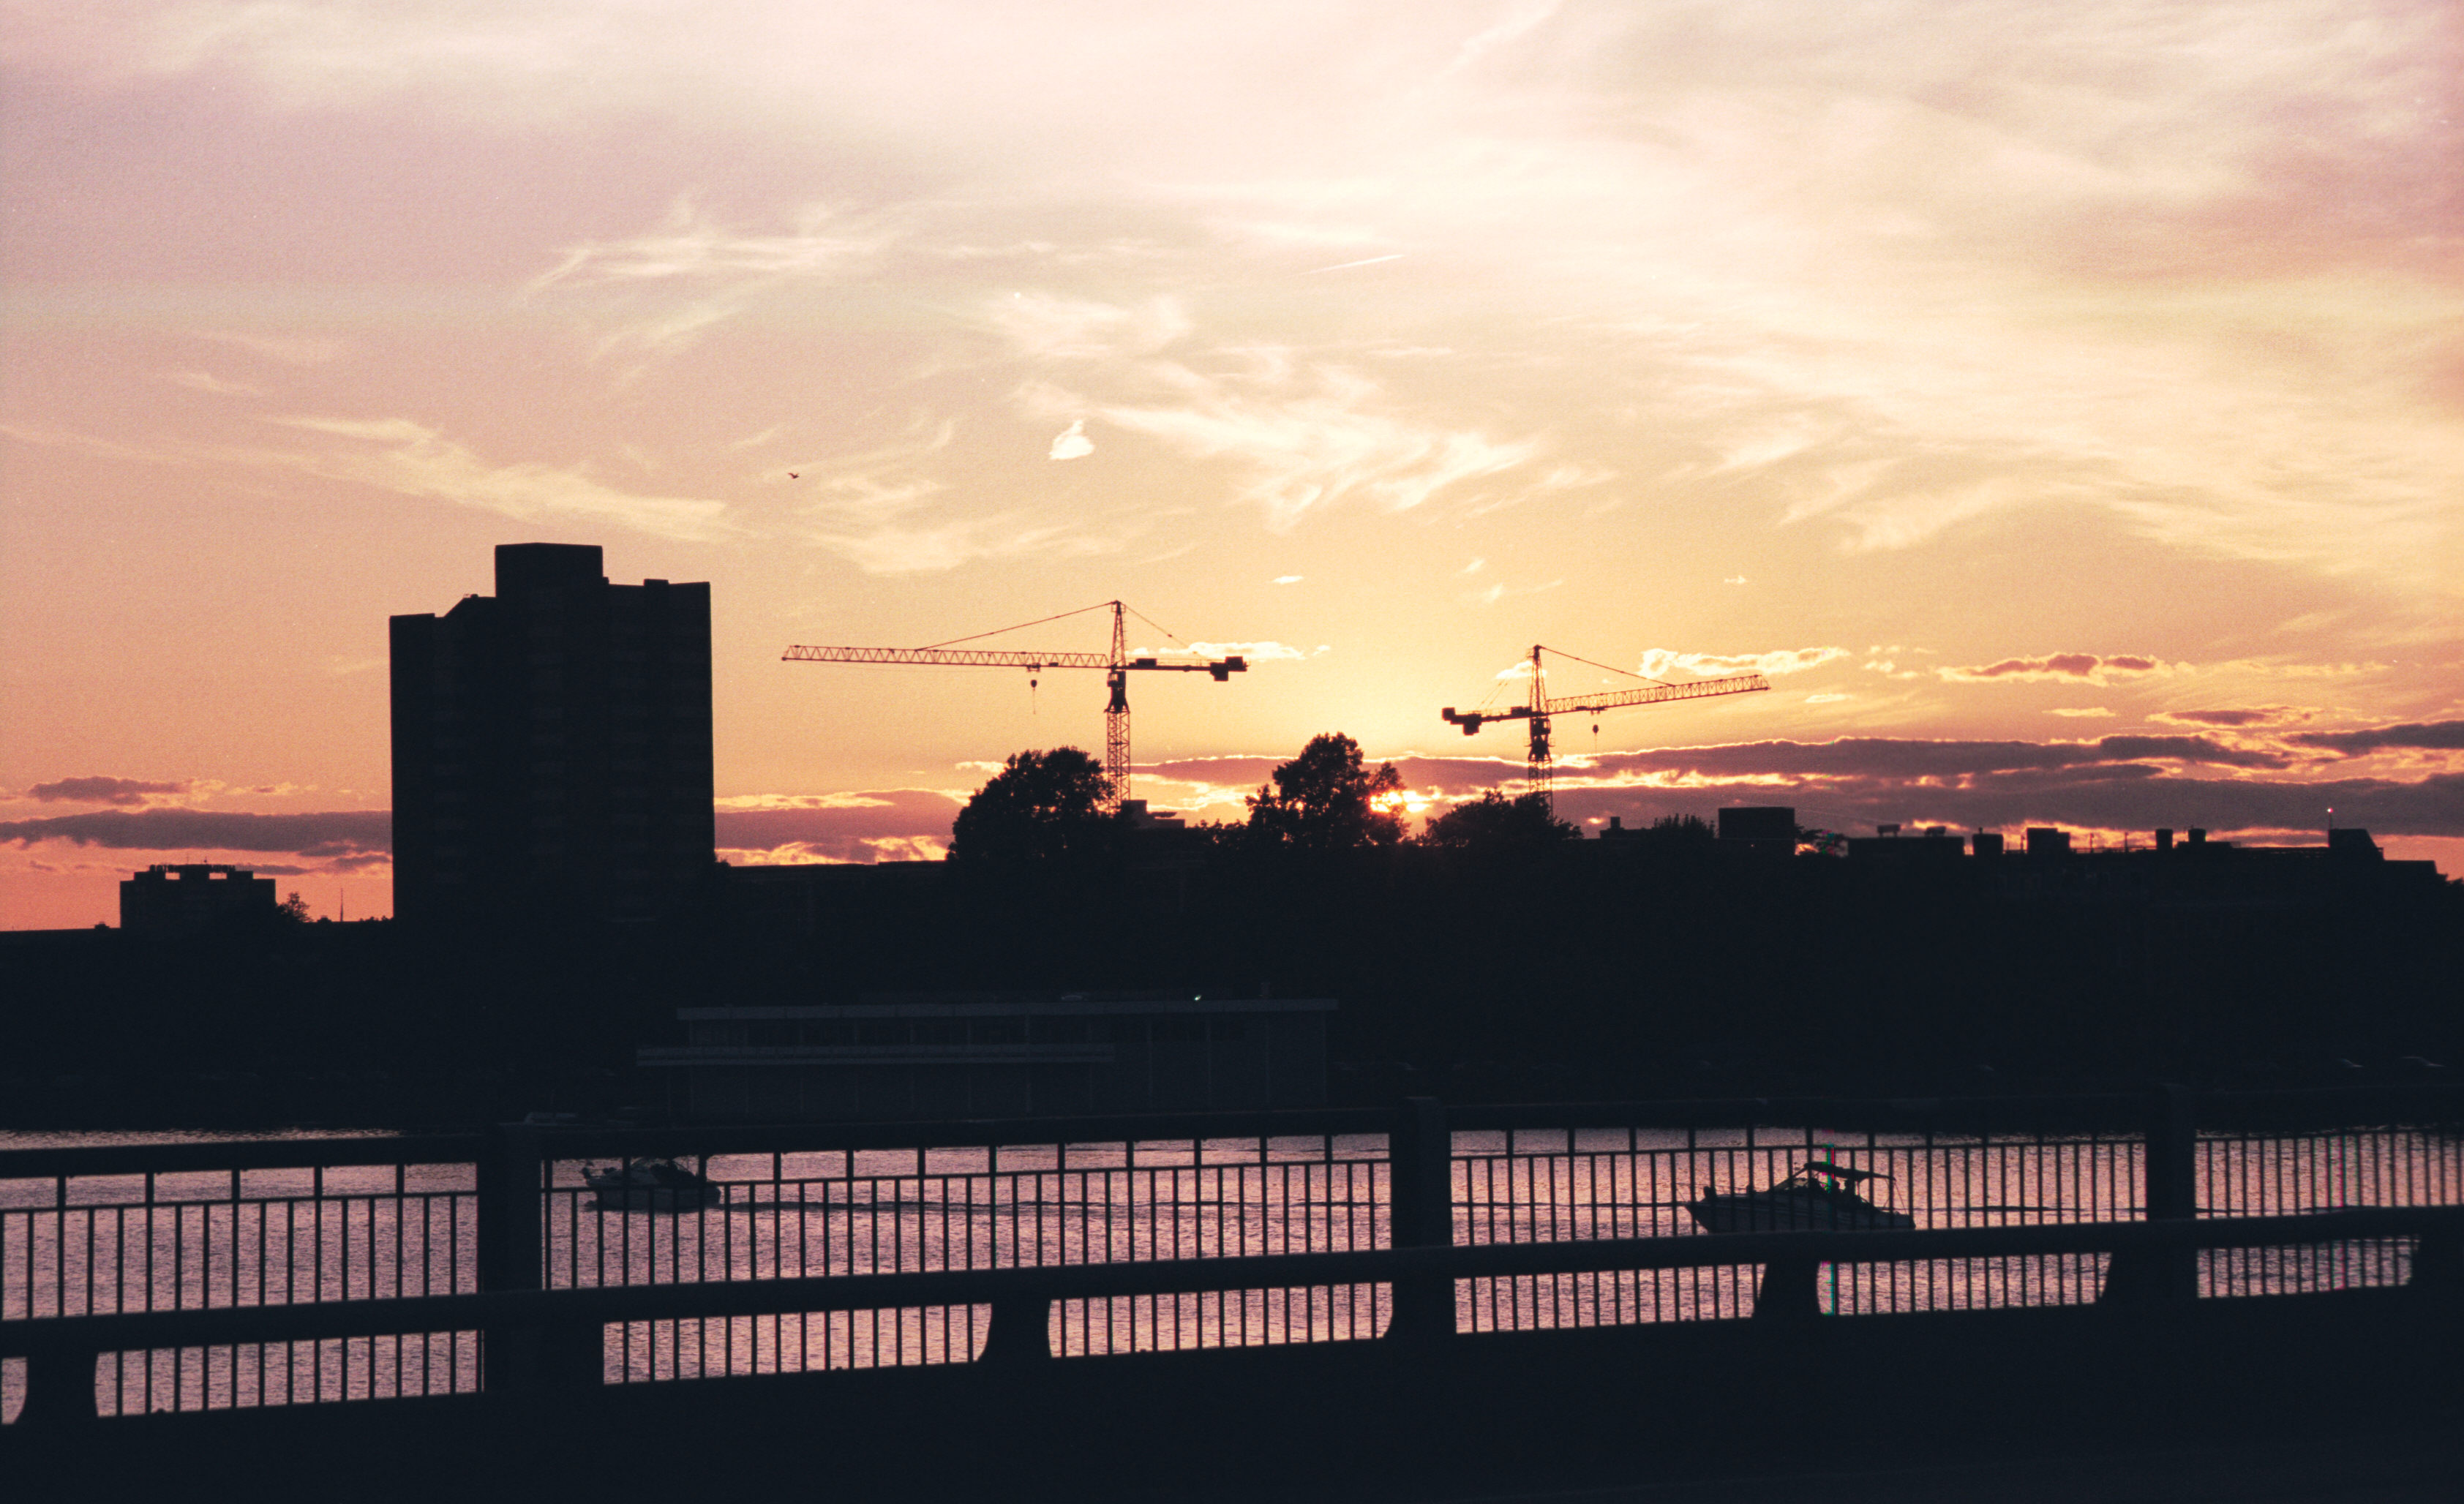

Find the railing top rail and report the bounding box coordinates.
[1448,1084,2464,1136]
[0,1083,2452,1182]
[530,1107,1397,1161]
[0,1132,481,1181]
[5,1204,2454,1354]
[2195,1084,2464,1127]
[1445,1094,2146,1135]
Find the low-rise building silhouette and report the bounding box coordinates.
[390,543,714,926]
[120,863,276,935]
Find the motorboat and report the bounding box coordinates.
[584,1157,726,1213]
[1686,1161,1915,1233]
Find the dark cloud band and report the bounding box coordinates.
[0,809,391,854]
[26,776,189,805]
[2287,721,2464,755]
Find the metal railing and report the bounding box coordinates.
[1441,1090,2464,1331]
[0,1137,481,1419]
[2193,1110,2457,1304]
[6,1205,2458,1429]
[1448,1118,2146,1328]
[532,1110,1392,1375]
[3,1086,2457,1424]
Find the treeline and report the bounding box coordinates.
[950,734,1574,861]
[745,735,2463,1097]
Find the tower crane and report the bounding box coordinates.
[784,601,1247,812]
[1442,644,1770,808]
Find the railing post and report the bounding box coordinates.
[1386,1097,1454,1345]
[1752,1256,1821,1323]
[478,1123,569,1395]
[2409,1225,2460,1301]
[15,1336,99,1429]
[2102,1083,2199,1305]
[478,1122,544,1296]
[977,1293,1053,1366]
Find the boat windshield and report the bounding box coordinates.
[1800,1162,1885,1183]
[1778,1165,1885,1200]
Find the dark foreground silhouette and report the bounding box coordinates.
[3,816,2454,1128]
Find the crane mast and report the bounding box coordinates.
[1441,644,1769,808]
[784,601,1247,811]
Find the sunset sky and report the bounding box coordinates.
[3,1,2458,927]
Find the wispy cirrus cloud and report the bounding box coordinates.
[163,370,259,396]
[987,294,1191,363]
[1639,646,1847,680]
[1465,576,1564,608]
[269,417,740,542]
[1938,653,2168,685]
[1058,362,1543,533]
[991,296,1552,533]
[529,201,901,359]
[4,417,738,544]
[195,332,346,366]
[789,418,1132,573]
[805,516,1122,576]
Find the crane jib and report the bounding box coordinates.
[1441,672,1768,734]
[781,603,1249,814]
[1545,672,1769,715]
[781,646,1247,672]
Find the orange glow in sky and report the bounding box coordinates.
[3,2,2458,927]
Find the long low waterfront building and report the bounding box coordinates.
[639,992,1334,1120]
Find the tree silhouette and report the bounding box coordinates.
[1420,790,1577,851]
[1245,733,1407,851]
[949,747,1116,863]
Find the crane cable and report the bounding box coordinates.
[922,600,1199,659]
[922,601,1121,651]
[1124,605,1190,651]
[1542,644,1675,688]
[1468,642,1675,717]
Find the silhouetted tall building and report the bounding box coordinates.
[390,544,714,926]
